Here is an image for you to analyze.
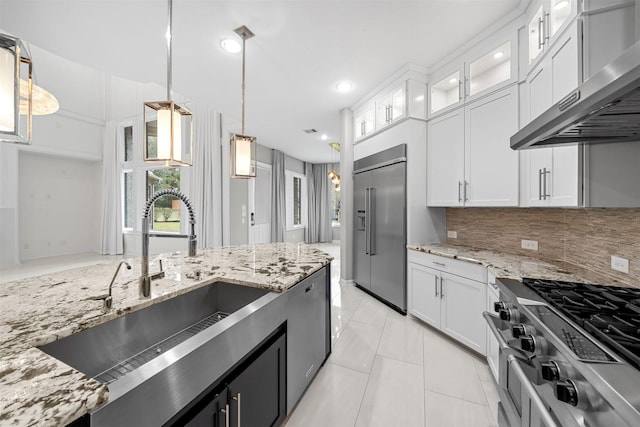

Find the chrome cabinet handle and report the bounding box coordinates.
[440,277,444,299]
[538,169,543,200]
[458,80,462,101]
[464,181,468,202]
[432,261,446,267]
[544,12,550,43]
[538,17,544,49]
[434,275,438,297]
[458,181,462,202]
[221,403,230,427]
[233,393,241,427]
[543,168,550,199]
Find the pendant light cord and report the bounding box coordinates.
[241,34,246,135]
[166,0,173,101]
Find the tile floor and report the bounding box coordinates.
[287,243,500,427]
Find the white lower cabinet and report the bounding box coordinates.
[486,272,500,383]
[408,251,487,355]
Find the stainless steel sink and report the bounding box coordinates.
[39,281,286,427]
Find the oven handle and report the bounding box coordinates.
[507,354,560,427]
[483,312,533,361]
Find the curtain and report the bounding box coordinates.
[99,120,123,255]
[305,161,316,243]
[307,163,332,243]
[271,149,286,242]
[189,104,222,249]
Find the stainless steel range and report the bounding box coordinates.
[484,277,640,427]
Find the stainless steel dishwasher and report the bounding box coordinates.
[286,267,329,411]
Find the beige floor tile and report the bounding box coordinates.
[331,305,354,345]
[425,391,496,427]
[356,356,425,427]
[332,285,365,313]
[423,329,487,405]
[350,292,391,326]
[474,356,495,383]
[330,319,383,373]
[481,380,501,424]
[377,311,424,366]
[284,363,369,427]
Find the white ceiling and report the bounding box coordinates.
[1,0,524,163]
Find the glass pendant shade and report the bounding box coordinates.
[0,33,32,144]
[143,101,193,166]
[230,134,256,178]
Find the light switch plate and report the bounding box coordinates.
[447,230,458,239]
[611,255,629,274]
[521,239,538,251]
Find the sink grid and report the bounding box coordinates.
[94,310,230,385]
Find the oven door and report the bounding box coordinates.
[484,312,559,427]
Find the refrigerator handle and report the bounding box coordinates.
[365,188,370,255]
[369,188,376,255]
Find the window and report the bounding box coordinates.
[286,171,307,230]
[331,179,340,226]
[123,170,133,230]
[146,168,181,233]
[124,125,133,161]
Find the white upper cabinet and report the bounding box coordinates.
[430,33,516,117]
[353,75,427,142]
[527,0,578,68]
[428,86,519,207]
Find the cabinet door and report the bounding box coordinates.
[550,22,580,104]
[228,332,287,427]
[528,3,546,66]
[427,109,465,206]
[287,269,327,410]
[526,60,552,123]
[464,87,519,207]
[408,262,441,329]
[375,84,406,130]
[354,104,375,141]
[440,272,487,355]
[526,148,553,206]
[548,0,577,45]
[184,390,228,427]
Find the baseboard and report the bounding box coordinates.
[339,278,354,286]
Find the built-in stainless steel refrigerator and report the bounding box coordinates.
[353,144,407,314]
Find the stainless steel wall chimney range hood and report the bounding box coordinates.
[511,40,640,150]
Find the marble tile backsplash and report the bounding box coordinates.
[446,208,640,287]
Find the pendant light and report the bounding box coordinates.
[144,0,193,166]
[1,33,32,144]
[230,25,256,179]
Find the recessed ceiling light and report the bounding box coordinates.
[221,39,241,53]
[336,81,353,93]
[554,0,569,10]
[493,51,504,59]
[321,134,328,141]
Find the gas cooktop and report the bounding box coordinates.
[522,278,640,369]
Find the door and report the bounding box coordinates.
[353,169,372,289]
[408,263,441,329]
[248,162,271,244]
[440,272,487,355]
[369,162,406,311]
[427,109,465,206]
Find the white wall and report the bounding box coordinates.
[18,152,101,260]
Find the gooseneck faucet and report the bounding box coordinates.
[140,189,196,298]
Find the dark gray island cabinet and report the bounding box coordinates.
[107,266,331,427]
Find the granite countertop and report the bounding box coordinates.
[408,243,626,286]
[0,243,333,426]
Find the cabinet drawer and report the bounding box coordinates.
[407,250,486,283]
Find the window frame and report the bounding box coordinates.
[285,170,307,231]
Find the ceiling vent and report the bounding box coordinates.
[303,128,317,134]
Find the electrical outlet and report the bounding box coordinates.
[521,239,538,251]
[611,255,629,274]
[447,230,458,239]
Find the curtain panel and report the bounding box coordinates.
[306,163,332,243]
[99,120,123,255]
[271,149,286,242]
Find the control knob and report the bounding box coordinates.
[494,301,507,313]
[520,335,547,355]
[541,361,561,382]
[555,380,579,407]
[499,307,520,323]
[511,323,533,338]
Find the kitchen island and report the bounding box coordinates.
[0,243,333,426]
